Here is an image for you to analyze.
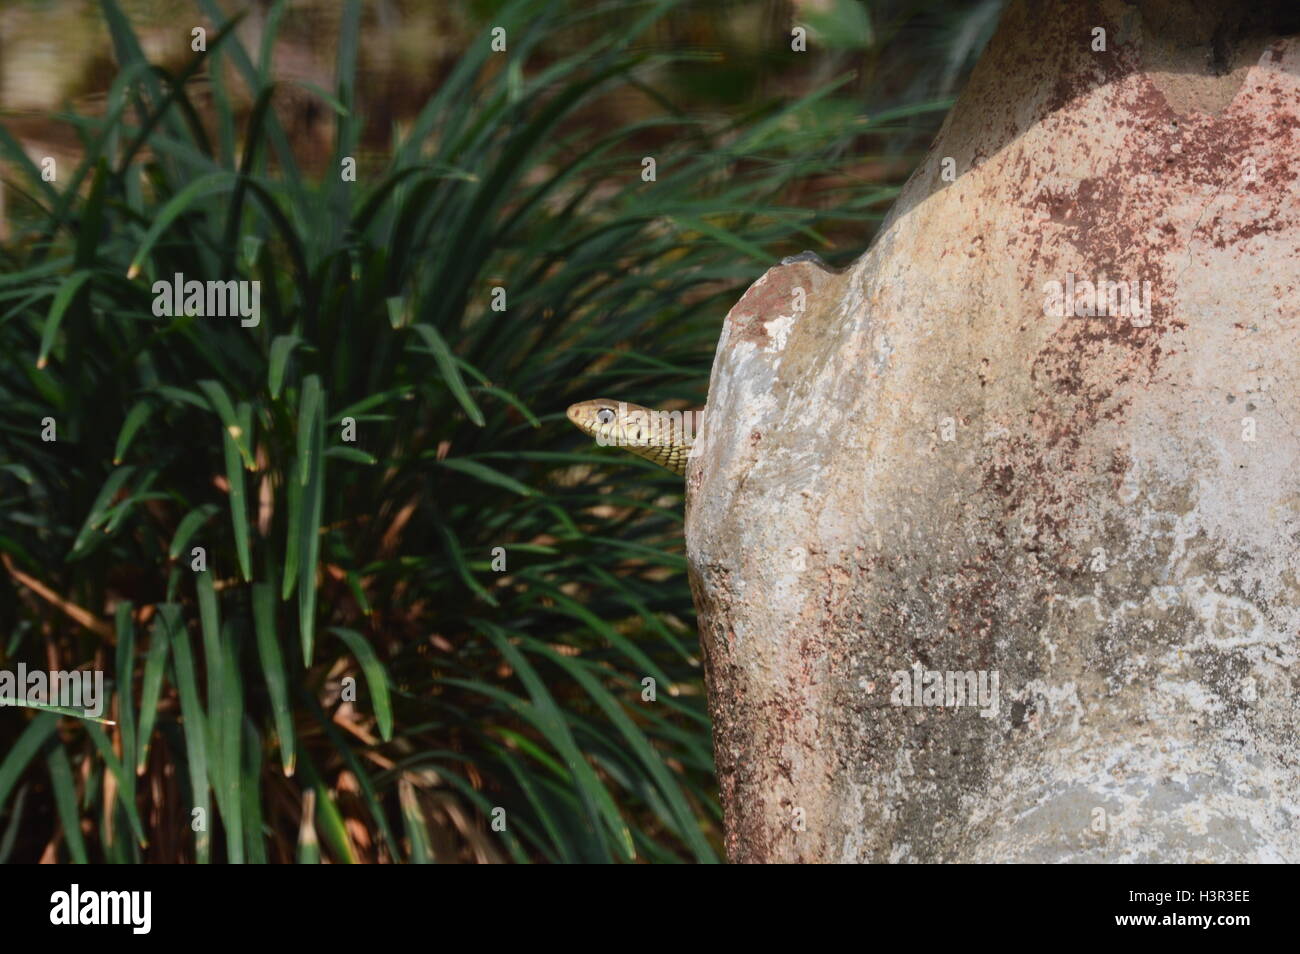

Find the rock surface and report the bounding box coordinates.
[686,0,1300,863]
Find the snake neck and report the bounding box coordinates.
[565,399,704,476]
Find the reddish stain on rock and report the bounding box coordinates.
[726,262,833,348]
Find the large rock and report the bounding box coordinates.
[686,0,1300,862]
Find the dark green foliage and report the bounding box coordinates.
[0,0,973,861]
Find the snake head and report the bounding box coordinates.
[566,399,697,476]
[566,399,616,437]
[566,399,655,445]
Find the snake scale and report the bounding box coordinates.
[565,252,842,475]
[565,399,701,475]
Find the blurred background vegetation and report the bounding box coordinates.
[0,0,999,863]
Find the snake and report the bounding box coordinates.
[565,254,841,476]
[564,399,702,476]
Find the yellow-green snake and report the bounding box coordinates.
[566,255,841,475]
[565,399,702,476]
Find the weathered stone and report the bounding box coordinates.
[686,0,1300,863]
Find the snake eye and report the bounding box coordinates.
[595,408,615,425]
